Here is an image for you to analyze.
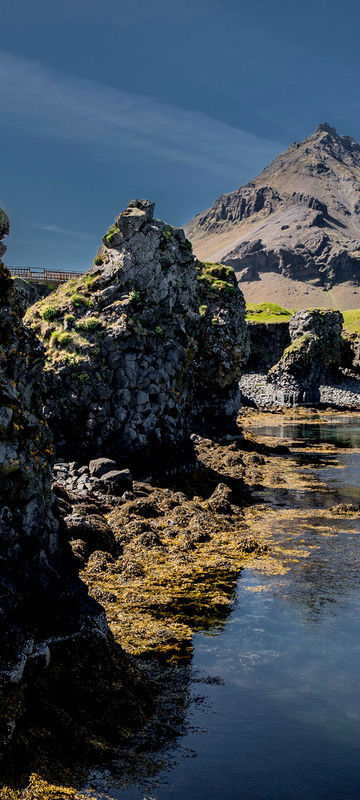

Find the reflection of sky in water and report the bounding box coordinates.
[86,419,360,800]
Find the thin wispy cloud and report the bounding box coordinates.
[34,223,98,240]
[0,49,282,181]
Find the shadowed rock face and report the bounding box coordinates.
[246,322,290,370]
[26,200,249,463]
[267,309,343,405]
[185,124,360,309]
[0,216,149,780]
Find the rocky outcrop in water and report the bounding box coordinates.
[26,200,249,463]
[0,216,148,780]
[267,309,343,405]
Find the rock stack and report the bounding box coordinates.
[26,200,249,464]
[267,308,343,404]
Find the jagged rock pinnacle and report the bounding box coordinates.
[315,122,338,136]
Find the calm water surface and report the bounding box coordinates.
[87,415,360,800]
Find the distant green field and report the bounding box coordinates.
[342,309,360,335]
[245,304,360,335]
[245,302,294,323]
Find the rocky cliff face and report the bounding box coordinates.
[0,215,148,780]
[26,200,249,463]
[267,309,343,405]
[186,124,360,310]
[246,321,290,370]
[193,261,249,425]
[13,277,54,313]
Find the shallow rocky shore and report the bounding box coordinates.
[240,370,360,408]
[51,435,268,659]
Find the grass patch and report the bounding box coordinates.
[246,302,293,323]
[197,261,237,296]
[342,309,360,335]
[40,305,57,321]
[162,224,173,240]
[50,331,74,349]
[282,333,317,356]
[75,316,102,332]
[105,225,119,244]
[129,289,141,305]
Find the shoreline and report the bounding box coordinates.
[240,370,360,410]
[3,407,360,799]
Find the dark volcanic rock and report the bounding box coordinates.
[193,261,249,426]
[0,218,149,779]
[26,200,249,463]
[99,469,133,496]
[89,457,118,478]
[12,277,54,313]
[247,321,290,370]
[186,124,360,309]
[267,308,343,405]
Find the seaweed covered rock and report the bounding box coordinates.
[267,308,343,405]
[26,200,248,463]
[0,217,148,781]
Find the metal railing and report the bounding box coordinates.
[8,266,84,283]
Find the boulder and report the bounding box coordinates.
[99,469,133,496]
[289,309,343,370]
[89,457,118,478]
[65,512,116,555]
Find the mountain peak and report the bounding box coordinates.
[185,125,360,310]
[315,122,338,136]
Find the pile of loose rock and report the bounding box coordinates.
[54,457,133,498]
[240,370,360,408]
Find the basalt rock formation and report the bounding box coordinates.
[186,124,360,310]
[0,215,148,782]
[13,277,54,313]
[267,309,343,405]
[246,321,290,370]
[26,200,249,464]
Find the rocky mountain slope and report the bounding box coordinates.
[185,124,360,309]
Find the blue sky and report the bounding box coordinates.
[1,0,360,268]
